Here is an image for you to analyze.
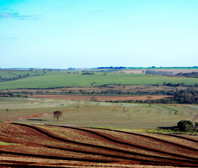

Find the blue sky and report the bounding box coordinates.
[0,0,198,69]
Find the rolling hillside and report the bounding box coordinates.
[0,71,197,90]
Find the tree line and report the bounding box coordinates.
[176,72,198,78]
[0,71,47,82]
[173,88,198,104]
[145,70,174,76]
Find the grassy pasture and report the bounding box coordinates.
[0,70,45,79]
[0,71,197,90]
[0,97,198,129]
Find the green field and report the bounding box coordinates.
[0,70,45,79]
[0,71,197,90]
[1,97,198,129]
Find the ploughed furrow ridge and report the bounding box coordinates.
[0,147,196,167]
[9,124,187,164]
[33,124,198,164]
[52,125,198,162]
[88,127,198,153]
[167,134,198,143]
[0,150,117,163]
[9,123,198,166]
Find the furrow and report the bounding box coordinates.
[7,123,198,166]
[55,125,198,162]
[90,127,198,153]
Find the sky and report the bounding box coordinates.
[0,0,198,69]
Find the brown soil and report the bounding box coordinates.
[122,69,198,75]
[32,95,173,102]
[0,123,197,167]
[5,85,188,93]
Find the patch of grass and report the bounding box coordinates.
[0,141,19,145]
[144,128,198,135]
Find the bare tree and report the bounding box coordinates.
[147,96,152,107]
[53,111,63,120]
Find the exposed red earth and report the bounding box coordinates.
[0,123,198,167]
[32,95,173,102]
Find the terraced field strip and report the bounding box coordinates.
[0,123,198,167]
[92,127,198,153]
[54,125,198,161]
[12,123,176,164]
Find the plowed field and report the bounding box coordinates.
[32,95,173,102]
[0,123,198,167]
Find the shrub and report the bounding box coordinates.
[177,120,194,132]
